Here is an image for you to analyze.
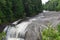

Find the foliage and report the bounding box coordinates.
[43,0,60,11]
[23,0,43,17]
[57,23,60,33]
[0,32,6,40]
[42,24,60,40]
[0,0,43,25]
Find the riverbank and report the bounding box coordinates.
[2,11,60,40]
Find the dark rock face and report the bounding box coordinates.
[25,23,42,40]
[0,24,6,33]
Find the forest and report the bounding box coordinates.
[0,0,43,25]
[1,0,60,40]
[43,0,60,11]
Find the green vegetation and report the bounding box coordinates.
[23,0,43,17]
[0,0,43,25]
[0,32,6,40]
[42,24,60,40]
[43,0,60,11]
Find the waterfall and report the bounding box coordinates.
[4,18,37,40]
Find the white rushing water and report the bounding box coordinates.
[3,10,49,40]
[43,10,49,12]
[4,18,37,40]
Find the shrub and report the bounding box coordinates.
[0,32,6,40]
[57,23,60,32]
[42,24,60,40]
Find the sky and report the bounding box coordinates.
[42,0,49,4]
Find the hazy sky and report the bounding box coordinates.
[42,0,49,4]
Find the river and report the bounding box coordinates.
[4,11,60,40]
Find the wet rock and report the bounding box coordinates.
[25,23,42,40]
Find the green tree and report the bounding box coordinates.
[0,0,43,25]
[23,0,43,17]
[12,0,25,19]
[43,0,60,11]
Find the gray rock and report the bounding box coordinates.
[25,23,42,40]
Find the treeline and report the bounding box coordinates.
[43,0,60,11]
[0,0,43,25]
